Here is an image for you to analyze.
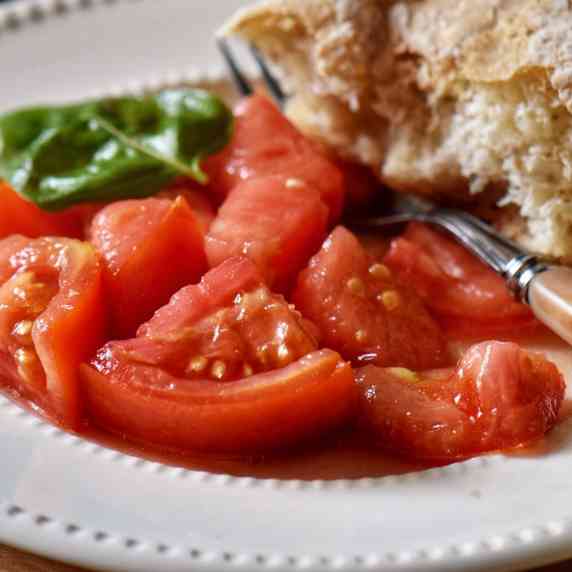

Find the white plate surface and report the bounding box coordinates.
[2,2,572,571]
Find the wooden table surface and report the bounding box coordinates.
[2,544,572,572]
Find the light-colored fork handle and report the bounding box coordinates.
[528,267,572,345]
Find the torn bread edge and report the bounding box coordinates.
[223,0,572,262]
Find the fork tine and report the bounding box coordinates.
[248,43,287,107]
[217,37,254,96]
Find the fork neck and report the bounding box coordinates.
[504,255,548,303]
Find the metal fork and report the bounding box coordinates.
[217,37,572,345]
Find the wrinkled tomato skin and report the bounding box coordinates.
[206,176,328,292]
[203,94,345,223]
[356,341,565,461]
[82,256,356,453]
[89,196,207,338]
[293,226,448,370]
[0,182,84,239]
[82,350,355,454]
[0,236,106,428]
[384,223,537,336]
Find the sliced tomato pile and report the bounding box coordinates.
[82,257,355,453]
[356,341,565,460]
[204,94,345,223]
[293,226,448,369]
[0,94,565,461]
[206,176,328,292]
[384,223,537,336]
[0,235,106,427]
[89,196,207,338]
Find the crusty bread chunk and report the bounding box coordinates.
[224,0,572,261]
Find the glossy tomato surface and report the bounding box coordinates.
[204,94,345,223]
[89,196,207,338]
[293,226,448,369]
[356,341,565,461]
[0,181,84,239]
[384,223,537,335]
[206,176,328,292]
[0,236,106,427]
[82,257,355,453]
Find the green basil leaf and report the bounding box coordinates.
[0,89,233,211]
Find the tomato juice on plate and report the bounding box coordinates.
[0,91,566,471]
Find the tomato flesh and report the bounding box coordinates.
[384,223,536,335]
[82,257,355,453]
[0,182,84,239]
[293,226,448,369]
[205,176,328,292]
[356,341,565,461]
[160,178,216,235]
[0,236,106,427]
[89,196,207,338]
[204,94,345,223]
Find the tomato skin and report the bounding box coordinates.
[0,182,84,239]
[89,196,207,338]
[293,226,448,370]
[205,176,328,292]
[0,236,106,427]
[356,341,565,461]
[82,256,355,453]
[384,223,536,336]
[82,350,354,453]
[204,94,345,223]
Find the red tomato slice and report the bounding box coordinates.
[384,223,536,335]
[203,94,345,223]
[0,181,84,239]
[82,257,355,453]
[205,176,328,292]
[356,341,565,461]
[0,236,106,427]
[293,226,448,370]
[89,196,207,338]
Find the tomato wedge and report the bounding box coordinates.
[0,181,84,239]
[0,236,106,427]
[89,196,207,338]
[82,257,355,453]
[384,223,536,335]
[356,341,565,461]
[160,178,216,235]
[204,94,345,223]
[205,176,328,292]
[293,226,448,369]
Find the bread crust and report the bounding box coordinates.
[225,0,572,261]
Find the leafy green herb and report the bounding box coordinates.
[0,89,233,211]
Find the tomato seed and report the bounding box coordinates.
[12,319,33,341]
[380,290,400,311]
[346,277,365,296]
[188,356,208,374]
[369,263,391,280]
[211,360,227,380]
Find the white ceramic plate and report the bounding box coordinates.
[2,2,572,571]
